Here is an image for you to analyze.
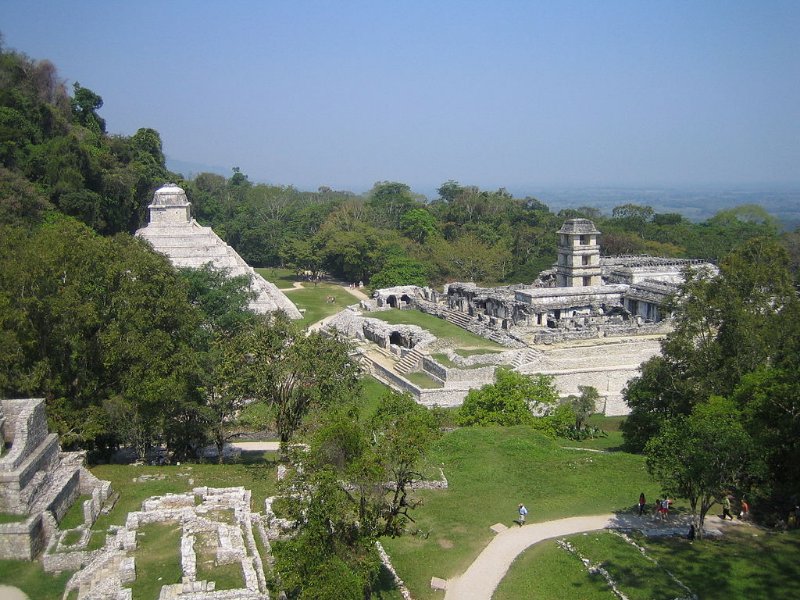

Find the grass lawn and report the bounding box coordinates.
[368,309,504,350]
[284,282,361,324]
[254,267,300,288]
[381,425,655,599]
[0,512,27,524]
[59,494,91,529]
[497,528,800,600]
[555,415,628,451]
[195,531,244,590]
[454,348,503,357]
[405,371,444,389]
[494,538,615,600]
[0,560,73,600]
[90,460,278,531]
[128,521,183,599]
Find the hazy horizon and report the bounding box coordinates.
[5,1,799,193]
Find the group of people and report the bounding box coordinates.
[636,492,672,520]
[637,492,750,521]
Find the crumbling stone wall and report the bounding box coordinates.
[0,514,45,560]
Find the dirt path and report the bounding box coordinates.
[444,512,745,600]
[0,586,30,600]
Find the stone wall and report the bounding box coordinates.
[42,546,102,573]
[0,398,52,471]
[0,514,45,560]
[45,465,81,522]
[417,386,474,407]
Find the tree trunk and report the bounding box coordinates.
[279,432,290,462]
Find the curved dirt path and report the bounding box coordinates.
[444,515,615,600]
[0,586,30,600]
[444,513,743,600]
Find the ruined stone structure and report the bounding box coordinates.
[348,219,716,415]
[63,487,270,600]
[441,219,716,344]
[136,184,302,319]
[0,398,111,560]
[556,218,602,287]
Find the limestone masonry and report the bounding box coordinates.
[0,398,111,560]
[332,219,716,415]
[136,183,302,319]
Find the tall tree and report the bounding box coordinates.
[237,314,361,458]
[645,397,753,539]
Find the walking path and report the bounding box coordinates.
[444,512,745,600]
[0,586,29,600]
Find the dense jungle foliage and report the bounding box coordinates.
[1,38,799,539]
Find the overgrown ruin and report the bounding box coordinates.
[334,218,716,414]
[136,184,302,319]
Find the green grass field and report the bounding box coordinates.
[90,460,278,531]
[380,425,655,599]
[254,267,300,288]
[128,522,183,599]
[284,282,361,324]
[496,528,800,600]
[368,309,504,349]
[0,560,73,600]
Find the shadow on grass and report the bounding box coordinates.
[371,564,403,599]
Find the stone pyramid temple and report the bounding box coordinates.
[136,184,302,319]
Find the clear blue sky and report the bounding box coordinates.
[3,0,799,193]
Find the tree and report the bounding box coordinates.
[178,265,254,334]
[275,391,439,597]
[569,385,599,430]
[623,238,795,452]
[238,314,361,458]
[458,369,558,426]
[70,82,105,133]
[366,181,419,229]
[645,397,753,539]
[368,391,441,536]
[400,207,438,243]
[368,255,428,290]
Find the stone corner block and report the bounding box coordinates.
[490,522,508,534]
[430,576,448,591]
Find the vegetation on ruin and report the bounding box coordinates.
[368,308,504,349]
[58,494,91,529]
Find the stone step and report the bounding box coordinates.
[395,348,425,375]
[30,454,83,517]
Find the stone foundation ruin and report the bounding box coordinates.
[0,398,111,560]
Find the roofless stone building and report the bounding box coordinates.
[136,183,302,319]
[356,218,717,414]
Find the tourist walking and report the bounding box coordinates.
[518,503,528,526]
[659,498,670,521]
[722,496,734,520]
[638,492,646,516]
[739,498,750,520]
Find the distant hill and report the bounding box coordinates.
[166,157,229,180]
[527,185,800,230]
